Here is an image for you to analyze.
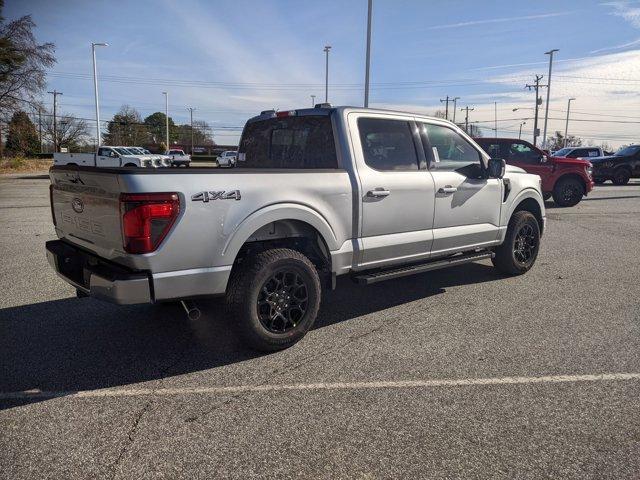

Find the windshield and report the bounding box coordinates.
[615,145,640,156]
[554,148,572,157]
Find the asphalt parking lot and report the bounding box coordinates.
[1,173,639,479]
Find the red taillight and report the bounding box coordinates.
[120,193,179,254]
[49,184,57,226]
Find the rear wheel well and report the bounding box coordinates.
[513,198,544,235]
[232,220,332,288]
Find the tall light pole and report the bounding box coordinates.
[364,0,373,107]
[494,101,498,138]
[564,97,576,147]
[519,121,526,140]
[91,42,108,147]
[311,94,316,107]
[542,49,559,148]
[162,92,169,150]
[452,97,460,123]
[324,45,331,103]
[187,107,195,154]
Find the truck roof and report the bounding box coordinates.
[246,105,455,126]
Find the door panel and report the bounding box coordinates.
[419,122,502,256]
[430,171,502,255]
[349,113,436,269]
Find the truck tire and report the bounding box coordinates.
[612,168,631,185]
[492,211,540,276]
[226,248,321,352]
[552,177,584,207]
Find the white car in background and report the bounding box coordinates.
[218,150,237,167]
[166,149,191,167]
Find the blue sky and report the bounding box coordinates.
[7,0,640,146]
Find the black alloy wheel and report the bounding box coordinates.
[257,269,309,334]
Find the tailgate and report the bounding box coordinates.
[50,168,123,257]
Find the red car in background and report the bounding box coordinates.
[474,138,594,207]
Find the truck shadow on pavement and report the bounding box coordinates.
[0,262,499,409]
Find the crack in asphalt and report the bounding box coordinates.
[108,314,194,480]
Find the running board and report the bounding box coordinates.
[353,251,495,285]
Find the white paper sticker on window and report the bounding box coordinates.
[432,147,440,163]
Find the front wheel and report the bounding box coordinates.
[552,177,584,207]
[226,248,321,352]
[492,211,541,275]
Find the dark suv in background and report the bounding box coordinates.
[589,145,640,185]
[475,138,594,207]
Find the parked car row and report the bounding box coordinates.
[54,146,192,168]
[474,138,640,207]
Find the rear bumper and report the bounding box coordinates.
[46,240,152,305]
[46,240,232,304]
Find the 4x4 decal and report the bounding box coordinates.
[191,190,241,202]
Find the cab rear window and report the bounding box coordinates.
[238,116,338,169]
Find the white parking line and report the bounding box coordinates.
[2,372,640,400]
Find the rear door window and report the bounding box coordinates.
[357,118,419,171]
[238,115,337,169]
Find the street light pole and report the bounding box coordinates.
[91,42,108,147]
[364,0,372,107]
[542,49,559,148]
[311,95,316,107]
[519,121,526,140]
[564,98,575,147]
[494,101,498,138]
[324,45,331,103]
[162,92,169,150]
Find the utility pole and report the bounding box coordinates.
[564,98,575,147]
[519,121,526,140]
[324,45,331,103]
[461,106,474,134]
[48,90,62,152]
[162,92,169,151]
[38,107,43,153]
[187,107,195,154]
[311,94,316,107]
[440,95,450,120]
[494,101,498,138]
[452,97,460,123]
[525,75,545,147]
[363,0,373,107]
[542,49,559,149]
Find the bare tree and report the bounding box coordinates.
[0,2,56,115]
[42,113,91,151]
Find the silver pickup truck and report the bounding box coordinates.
[47,105,545,351]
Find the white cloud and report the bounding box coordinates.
[603,1,640,27]
[424,11,573,30]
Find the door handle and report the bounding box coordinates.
[366,188,390,198]
[438,186,458,194]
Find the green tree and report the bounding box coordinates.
[144,112,177,146]
[5,110,38,154]
[0,1,56,114]
[104,105,147,146]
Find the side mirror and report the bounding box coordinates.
[487,158,506,179]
